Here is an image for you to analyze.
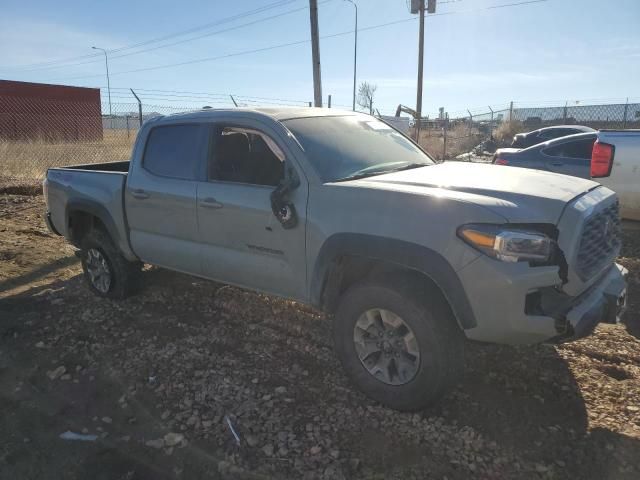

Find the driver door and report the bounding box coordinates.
[196,121,308,301]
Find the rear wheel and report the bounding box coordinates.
[333,279,464,411]
[81,229,141,299]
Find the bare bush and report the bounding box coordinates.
[411,124,483,160]
[493,120,525,144]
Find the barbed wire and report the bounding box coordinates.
[1,96,637,182]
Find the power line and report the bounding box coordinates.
[1,0,300,71]
[10,1,326,74]
[47,0,550,82]
[40,0,549,81]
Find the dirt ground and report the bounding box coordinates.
[1,193,640,480]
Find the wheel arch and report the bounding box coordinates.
[310,233,477,330]
[65,199,121,249]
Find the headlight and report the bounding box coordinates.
[458,224,553,263]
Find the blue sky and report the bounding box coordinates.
[0,0,638,116]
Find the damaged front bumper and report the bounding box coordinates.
[458,254,628,345]
[551,263,627,342]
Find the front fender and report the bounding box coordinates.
[310,233,477,329]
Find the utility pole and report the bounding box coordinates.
[344,0,358,111]
[411,0,434,141]
[413,0,425,141]
[309,0,323,107]
[92,46,112,119]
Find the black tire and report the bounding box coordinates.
[333,278,464,411]
[80,229,141,299]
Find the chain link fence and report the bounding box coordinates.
[413,101,640,160]
[1,94,638,183]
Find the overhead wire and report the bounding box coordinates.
[0,0,302,71]
[46,0,550,82]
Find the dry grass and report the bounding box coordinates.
[0,130,136,180]
[493,120,525,143]
[412,124,483,160]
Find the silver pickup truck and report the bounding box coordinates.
[43,108,628,411]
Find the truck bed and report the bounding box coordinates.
[55,160,130,172]
[45,162,132,257]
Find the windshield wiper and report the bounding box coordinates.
[333,170,390,182]
[333,163,428,182]
[384,162,429,173]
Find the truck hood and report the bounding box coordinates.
[353,162,599,224]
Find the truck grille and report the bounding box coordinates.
[576,201,621,280]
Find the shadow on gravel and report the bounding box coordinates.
[2,265,639,479]
[621,285,640,340]
[0,254,78,294]
[432,341,640,478]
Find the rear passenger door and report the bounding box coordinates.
[540,137,595,178]
[125,123,208,274]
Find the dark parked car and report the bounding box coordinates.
[511,125,596,148]
[494,132,597,178]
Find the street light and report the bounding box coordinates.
[344,0,357,111]
[92,46,112,118]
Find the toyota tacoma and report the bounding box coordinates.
[43,108,627,411]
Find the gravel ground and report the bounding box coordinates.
[1,193,639,480]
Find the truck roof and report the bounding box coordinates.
[156,106,359,123]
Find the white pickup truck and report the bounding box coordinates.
[595,130,640,221]
[494,129,640,221]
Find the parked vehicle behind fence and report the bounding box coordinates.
[494,130,640,221]
[43,108,628,411]
[511,125,596,148]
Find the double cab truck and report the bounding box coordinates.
[44,108,627,411]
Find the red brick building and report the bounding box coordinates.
[0,80,102,142]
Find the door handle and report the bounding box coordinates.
[131,189,149,199]
[550,162,564,167]
[200,197,223,209]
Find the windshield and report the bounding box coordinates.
[284,115,434,182]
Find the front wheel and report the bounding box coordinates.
[333,280,464,411]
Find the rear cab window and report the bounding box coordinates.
[143,124,205,180]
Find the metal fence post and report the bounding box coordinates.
[328,94,332,108]
[509,101,513,123]
[563,101,568,123]
[130,88,143,128]
[442,120,448,161]
[126,115,130,139]
[467,110,473,136]
[623,97,629,129]
[488,106,494,132]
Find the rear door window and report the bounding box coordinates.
[542,138,595,159]
[538,129,557,140]
[143,125,204,180]
[561,138,595,159]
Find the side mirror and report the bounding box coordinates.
[270,167,299,229]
